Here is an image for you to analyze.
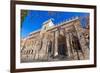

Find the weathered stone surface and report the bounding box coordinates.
[21,18,89,62]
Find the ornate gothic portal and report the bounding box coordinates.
[21,17,89,62]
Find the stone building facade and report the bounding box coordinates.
[21,17,89,62]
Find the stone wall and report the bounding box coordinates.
[21,18,89,62]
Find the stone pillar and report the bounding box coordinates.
[54,30,59,56]
[51,32,55,57]
[66,32,71,57]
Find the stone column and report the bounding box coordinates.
[51,31,55,57]
[54,30,59,56]
[66,32,71,57]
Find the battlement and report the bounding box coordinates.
[28,16,79,37]
[56,16,79,26]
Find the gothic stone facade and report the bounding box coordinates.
[21,17,89,62]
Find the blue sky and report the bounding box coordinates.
[21,10,89,38]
